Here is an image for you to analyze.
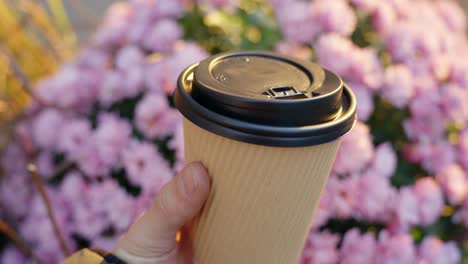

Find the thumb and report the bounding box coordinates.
[113,162,210,263]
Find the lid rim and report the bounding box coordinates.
[175,62,357,147]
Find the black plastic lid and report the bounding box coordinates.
[174,51,357,147]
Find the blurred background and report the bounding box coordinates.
[68,0,468,41]
[1,0,468,263]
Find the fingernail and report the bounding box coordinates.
[180,163,201,198]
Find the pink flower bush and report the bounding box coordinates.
[418,236,461,264]
[1,0,468,263]
[271,0,467,262]
[340,229,376,264]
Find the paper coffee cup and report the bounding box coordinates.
[174,52,357,264]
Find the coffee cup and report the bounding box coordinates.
[174,51,357,264]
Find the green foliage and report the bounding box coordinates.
[48,153,76,185]
[108,94,144,121]
[180,1,281,54]
[153,136,176,167]
[111,168,142,197]
[391,158,426,188]
[367,97,429,187]
[350,11,375,48]
[368,97,409,148]
[179,5,234,53]
[412,214,465,243]
[323,218,384,237]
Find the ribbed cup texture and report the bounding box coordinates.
[183,118,341,264]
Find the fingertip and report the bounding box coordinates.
[184,161,211,199]
[190,161,210,181]
[187,161,208,178]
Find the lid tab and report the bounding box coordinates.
[265,86,308,99]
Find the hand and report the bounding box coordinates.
[113,162,211,264]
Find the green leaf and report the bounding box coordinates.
[107,94,143,121]
[111,168,142,197]
[153,135,176,168]
[367,97,409,148]
[321,218,384,236]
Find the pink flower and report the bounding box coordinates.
[333,122,373,174]
[428,53,451,81]
[413,177,444,225]
[142,19,183,53]
[112,48,146,99]
[60,171,87,202]
[32,108,65,149]
[301,231,339,264]
[376,231,416,264]
[385,23,441,63]
[369,143,397,179]
[275,1,317,43]
[392,187,419,231]
[0,172,33,219]
[316,33,355,76]
[449,58,468,88]
[439,83,468,124]
[58,118,93,156]
[115,45,145,70]
[152,0,184,18]
[121,140,173,194]
[66,178,135,239]
[165,42,209,93]
[350,0,380,13]
[95,114,132,167]
[75,48,110,70]
[75,143,111,178]
[418,236,461,264]
[199,0,237,11]
[458,129,468,170]
[0,247,31,264]
[340,228,376,264]
[435,0,466,33]
[145,60,172,94]
[349,83,374,121]
[309,0,357,37]
[135,94,180,138]
[404,93,446,142]
[347,48,384,90]
[316,34,383,89]
[422,141,456,174]
[122,66,145,98]
[59,120,112,178]
[99,70,126,106]
[323,177,357,219]
[1,143,27,174]
[381,65,415,108]
[437,164,467,204]
[94,2,133,48]
[43,65,100,109]
[310,197,330,230]
[37,151,55,179]
[455,199,468,225]
[354,171,396,221]
[20,190,72,263]
[372,2,397,35]
[275,41,312,61]
[89,180,136,230]
[413,74,438,95]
